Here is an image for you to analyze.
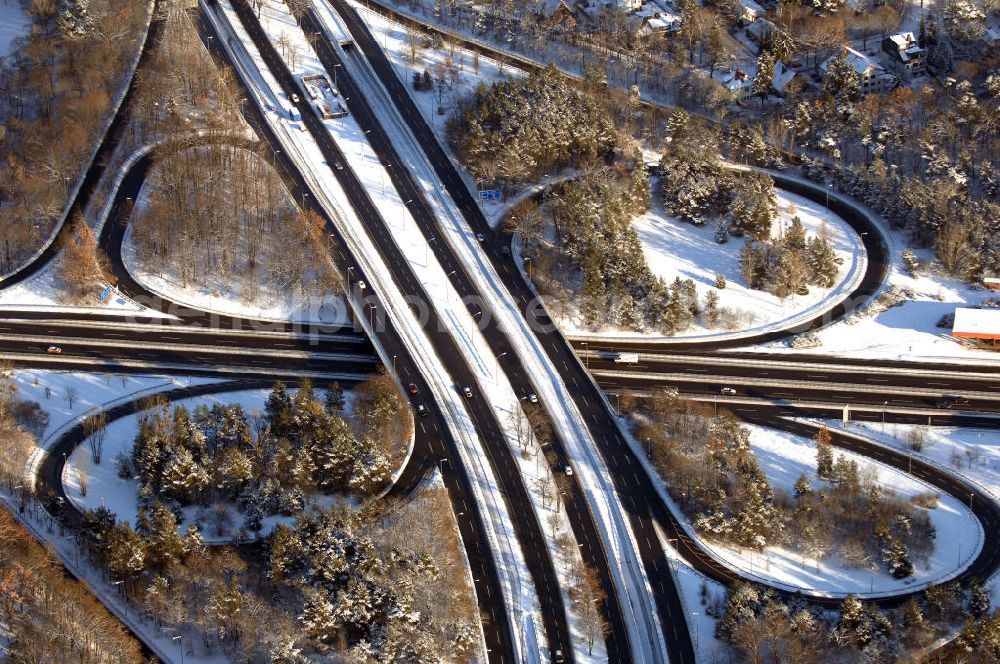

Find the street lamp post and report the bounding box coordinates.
[446,270,456,304]
[172,635,184,664]
[426,235,435,266]
[495,351,508,382]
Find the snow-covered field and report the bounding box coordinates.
[829,420,1000,507]
[62,389,296,542]
[737,425,980,596]
[626,417,981,598]
[0,0,31,59]
[0,258,172,318]
[759,242,1000,363]
[12,369,213,443]
[820,419,1000,608]
[553,182,864,340]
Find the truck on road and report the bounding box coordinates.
[612,352,640,364]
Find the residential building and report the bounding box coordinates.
[536,0,577,28]
[821,45,897,95]
[772,60,797,94]
[717,68,753,101]
[629,6,680,34]
[881,32,926,80]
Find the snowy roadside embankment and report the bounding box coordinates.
[336,5,668,659]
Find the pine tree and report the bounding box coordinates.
[704,290,720,328]
[753,51,776,104]
[823,52,861,101]
[807,237,839,287]
[348,443,391,496]
[794,474,812,497]
[717,581,761,640]
[970,579,991,618]
[886,540,913,578]
[714,219,730,244]
[785,217,806,250]
[729,172,777,240]
[815,427,834,480]
[619,293,645,331]
[244,500,264,538]
[308,415,358,492]
[324,382,345,413]
[108,522,147,578]
[160,446,209,504]
[902,597,925,631]
[669,278,694,332]
[740,241,766,289]
[715,274,727,289]
[266,382,294,439]
[580,250,607,329]
[137,501,186,567]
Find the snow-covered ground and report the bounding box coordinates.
[123,148,351,325]
[828,420,1000,508]
[60,389,335,542]
[749,211,1000,364]
[625,418,981,598]
[740,425,980,596]
[0,0,31,59]
[0,258,172,318]
[820,419,1000,608]
[555,182,864,340]
[12,369,213,443]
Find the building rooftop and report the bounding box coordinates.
[952,307,1000,339]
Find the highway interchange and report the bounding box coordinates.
[2,1,999,662]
